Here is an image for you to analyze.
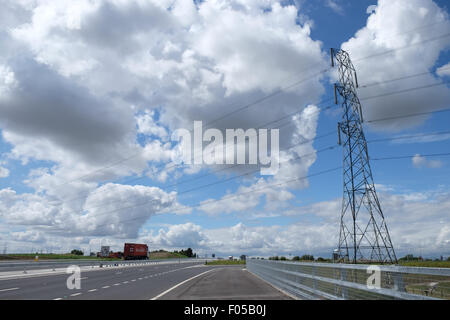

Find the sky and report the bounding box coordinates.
[0,0,449,259]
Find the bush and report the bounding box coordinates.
[292,256,300,261]
[70,249,83,256]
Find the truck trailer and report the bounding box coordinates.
[123,243,148,260]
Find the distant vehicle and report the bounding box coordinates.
[100,246,110,257]
[109,252,123,259]
[124,243,148,260]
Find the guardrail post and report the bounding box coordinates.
[312,265,317,295]
[341,268,348,299]
[392,271,406,292]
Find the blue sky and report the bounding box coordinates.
[0,0,449,259]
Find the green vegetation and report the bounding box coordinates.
[148,250,188,260]
[264,253,450,267]
[70,249,83,256]
[174,248,197,258]
[269,254,331,262]
[398,260,450,268]
[406,281,450,299]
[205,260,246,266]
[397,254,450,268]
[0,253,119,260]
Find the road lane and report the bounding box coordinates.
[157,266,292,300]
[0,263,292,300]
[0,261,205,300]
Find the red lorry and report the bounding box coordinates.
[123,243,148,260]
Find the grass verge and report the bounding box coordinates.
[205,260,246,266]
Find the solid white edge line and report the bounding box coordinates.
[150,269,215,300]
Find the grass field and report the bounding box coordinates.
[148,251,188,260]
[398,260,450,268]
[0,254,119,261]
[205,260,246,265]
[1,250,191,261]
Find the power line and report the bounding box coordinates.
[353,32,450,62]
[80,166,343,235]
[335,20,450,53]
[360,81,449,101]
[358,67,450,88]
[44,31,450,188]
[49,142,339,220]
[51,79,450,206]
[47,76,333,192]
[202,68,330,130]
[61,75,449,194]
[50,126,450,228]
[25,33,450,220]
[366,106,450,123]
[163,131,336,189]
[367,130,450,144]
[50,97,336,205]
[372,152,450,161]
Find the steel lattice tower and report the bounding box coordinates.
[331,48,397,264]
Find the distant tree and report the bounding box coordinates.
[400,254,420,261]
[269,256,279,260]
[280,256,287,261]
[179,248,194,258]
[71,249,83,256]
[292,256,300,261]
[300,254,314,261]
[240,255,246,261]
[316,257,326,262]
[212,253,215,258]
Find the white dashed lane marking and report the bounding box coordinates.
[50,264,199,300]
[0,287,19,292]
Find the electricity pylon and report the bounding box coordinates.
[331,48,397,264]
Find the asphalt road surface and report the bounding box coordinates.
[157,265,291,300]
[0,262,291,300]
